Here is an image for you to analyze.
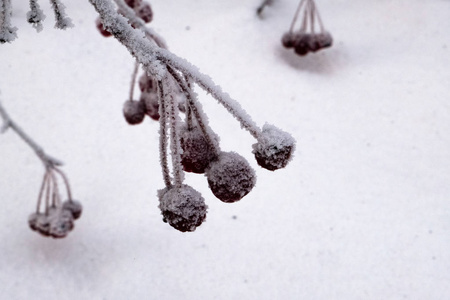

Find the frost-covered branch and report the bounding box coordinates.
[27,0,46,32]
[0,99,62,168]
[90,0,262,139]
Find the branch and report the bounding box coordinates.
[0,98,63,168]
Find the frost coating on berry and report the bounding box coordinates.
[158,184,207,232]
[48,208,74,238]
[28,212,51,236]
[138,73,156,92]
[316,31,333,49]
[180,125,218,174]
[206,151,256,203]
[136,2,153,23]
[123,100,146,125]
[62,200,83,220]
[253,124,295,171]
[140,91,160,121]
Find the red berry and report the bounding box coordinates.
[62,200,83,220]
[316,31,333,49]
[124,0,141,8]
[281,32,297,49]
[123,100,146,125]
[206,151,256,203]
[158,184,208,232]
[180,125,218,174]
[294,33,311,56]
[95,17,111,37]
[140,91,160,121]
[253,124,295,171]
[48,208,74,238]
[136,2,153,23]
[138,73,157,93]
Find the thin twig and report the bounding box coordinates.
[0,99,63,168]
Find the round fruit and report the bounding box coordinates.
[140,91,160,121]
[62,200,83,220]
[123,100,146,125]
[294,34,311,56]
[136,2,153,23]
[281,32,297,49]
[158,184,207,232]
[253,124,295,171]
[180,125,218,174]
[95,17,112,37]
[206,151,256,203]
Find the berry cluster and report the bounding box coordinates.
[282,0,332,56]
[122,65,295,232]
[96,0,153,37]
[28,167,82,238]
[91,0,296,232]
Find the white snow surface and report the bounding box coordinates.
[0,0,449,299]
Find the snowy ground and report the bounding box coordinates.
[1,0,449,299]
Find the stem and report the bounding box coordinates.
[89,0,262,139]
[289,0,307,33]
[166,81,183,187]
[36,171,50,213]
[157,80,171,188]
[53,167,73,200]
[129,60,139,101]
[167,67,220,156]
[0,99,63,168]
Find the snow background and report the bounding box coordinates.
[1,0,449,299]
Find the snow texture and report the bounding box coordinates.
[1,0,450,299]
[158,184,207,232]
[26,0,45,32]
[252,123,296,171]
[206,151,256,203]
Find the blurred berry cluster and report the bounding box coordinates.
[28,167,82,238]
[282,0,332,56]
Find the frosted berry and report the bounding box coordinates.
[48,208,74,238]
[180,125,218,174]
[316,31,333,49]
[95,17,111,37]
[123,100,146,125]
[307,35,321,52]
[138,73,157,93]
[158,184,208,232]
[136,2,153,23]
[140,90,160,121]
[253,124,295,171]
[281,32,297,49]
[294,34,311,56]
[206,151,256,203]
[124,0,141,8]
[62,200,83,220]
[28,212,51,236]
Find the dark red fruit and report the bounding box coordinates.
[138,73,156,93]
[180,126,218,174]
[136,2,153,23]
[158,184,207,232]
[62,200,83,220]
[316,31,333,49]
[95,17,111,37]
[281,32,297,49]
[124,0,141,8]
[140,91,160,121]
[206,151,256,203]
[294,34,311,56]
[253,124,295,171]
[123,100,146,125]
